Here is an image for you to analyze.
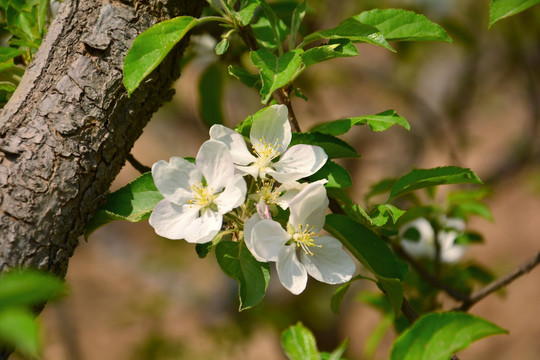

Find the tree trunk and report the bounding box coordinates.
[0,0,205,278]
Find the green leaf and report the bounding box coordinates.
[454,232,484,245]
[215,241,270,311]
[331,275,374,314]
[450,201,494,221]
[0,81,17,93]
[236,0,260,26]
[302,39,359,68]
[302,17,394,52]
[325,214,408,315]
[377,277,404,317]
[0,47,25,63]
[198,63,226,127]
[310,160,352,188]
[311,110,410,135]
[281,322,319,360]
[388,166,483,201]
[0,270,66,309]
[331,282,351,314]
[215,38,230,55]
[123,16,199,95]
[37,0,48,35]
[290,132,359,159]
[85,172,164,238]
[489,0,540,27]
[250,48,304,103]
[366,178,396,200]
[466,264,496,285]
[0,309,39,358]
[354,9,452,43]
[251,10,290,50]
[369,204,405,227]
[289,0,307,48]
[228,65,261,90]
[321,339,349,360]
[390,312,508,360]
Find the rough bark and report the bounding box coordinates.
[0,0,205,277]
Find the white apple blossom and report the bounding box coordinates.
[399,217,466,263]
[245,182,355,294]
[149,140,246,244]
[209,104,327,183]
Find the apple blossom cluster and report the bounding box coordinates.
[399,217,467,263]
[149,105,356,294]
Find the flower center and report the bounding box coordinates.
[187,181,217,211]
[256,179,279,204]
[291,223,322,256]
[252,137,282,170]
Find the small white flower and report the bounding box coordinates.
[149,140,246,244]
[245,182,355,294]
[399,217,466,263]
[209,105,327,182]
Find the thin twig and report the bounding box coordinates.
[457,251,540,311]
[395,246,470,302]
[126,153,151,174]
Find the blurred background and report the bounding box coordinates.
[27,0,540,359]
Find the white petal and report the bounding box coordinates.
[441,244,466,263]
[243,214,265,262]
[268,145,328,183]
[399,218,436,259]
[234,164,260,178]
[276,245,307,295]
[183,209,223,244]
[209,124,256,165]
[152,157,200,204]
[275,180,327,209]
[149,200,199,239]
[250,219,289,261]
[250,105,291,154]
[196,140,234,191]
[443,217,466,232]
[215,174,247,214]
[301,236,355,284]
[438,230,466,263]
[288,182,329,232]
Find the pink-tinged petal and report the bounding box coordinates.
[288,182,329,232]
[149,200,199,240]
[256,199,272,219]
[250,105,291,153]
[276,246,307,295]
[399,218,436,259]
[215,174,246,214]
[301,236,355,285]
[152,157,200,204]
[209,125,256,165]
[250,219,289,262]
[268,145,327,183]
[183,209,223,244]
[196,140,234,191]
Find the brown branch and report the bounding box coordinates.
[126,153,151,174]
[395,246,470,302]
[457,251,540,311]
